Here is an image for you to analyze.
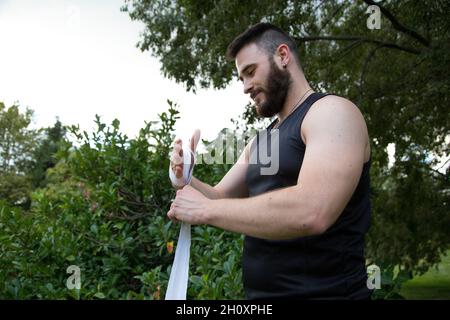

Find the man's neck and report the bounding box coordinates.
[277,74,312,122]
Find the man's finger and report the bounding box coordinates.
[167,209,179,223]
[173,145,183,159]
[175,166,183,179]
[174,143,182,152]
[174,139,182,150]
[171,152,183,166]
[190,129,201,153]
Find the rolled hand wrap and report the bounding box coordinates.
[169,145,195,187]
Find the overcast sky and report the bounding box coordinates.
[0,0,250,143]
[1,1,448,172]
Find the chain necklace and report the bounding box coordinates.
[273,88,313,129]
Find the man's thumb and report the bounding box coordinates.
[189,129,201,153]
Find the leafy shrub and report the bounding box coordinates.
[0,101,244,299]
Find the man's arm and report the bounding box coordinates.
[174,137,253,200]
[208,137,253,199]
[169,96,369,240]
[190,148,248,199]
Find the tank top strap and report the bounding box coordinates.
[267,92,331,131]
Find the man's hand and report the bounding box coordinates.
[170,137,184,184]
[167,185,211,224]
[169,129,201,189]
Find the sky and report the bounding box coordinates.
[0,0,250,143]
[1,1,447,172]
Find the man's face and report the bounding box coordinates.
[236,43,291,117]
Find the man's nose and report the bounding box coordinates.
[243,80,253,95]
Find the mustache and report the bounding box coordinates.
[250,88,264,100]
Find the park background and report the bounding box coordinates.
[0,0,449,299]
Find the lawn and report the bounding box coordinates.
[400,250,450,300]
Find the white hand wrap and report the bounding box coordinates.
[166,139,196,300]
[169,145,195,187]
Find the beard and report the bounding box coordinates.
[255,57,292,118]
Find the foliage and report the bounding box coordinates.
[0,102,37,207]
[0,103,68,209]
[1,0,448,300]
[29,120,66,189]
[0,101,244,299]
[122,0,450,298]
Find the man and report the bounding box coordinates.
[168,23,372,299]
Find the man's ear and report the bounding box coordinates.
[189,129,201,153]
[276,44,290,66]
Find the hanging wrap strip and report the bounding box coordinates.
[165,142,195,300]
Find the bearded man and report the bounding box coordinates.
[168,23,373,300]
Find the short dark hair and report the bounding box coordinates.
[226,23,300,66]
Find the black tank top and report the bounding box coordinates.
[244,92,372,299]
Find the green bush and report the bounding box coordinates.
[2,99,447,300]
[0,101,244,299]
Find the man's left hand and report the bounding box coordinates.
[167,185,211,225]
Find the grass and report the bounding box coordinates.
[400,250,450,300]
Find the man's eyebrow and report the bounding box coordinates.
[238,63,256,81]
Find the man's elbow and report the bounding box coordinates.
[292,213,327,237]
[308,210,335,236]
[309,219,328,236]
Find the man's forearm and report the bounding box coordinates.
[206,185,321,240]
[190,177,224,200]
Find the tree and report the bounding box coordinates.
[29,119,66,189]
[122,0,450,296]
[0,102,37,207]
[0,103,68,206]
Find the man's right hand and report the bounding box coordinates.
[169,129,201,189]
[170,137,184,182]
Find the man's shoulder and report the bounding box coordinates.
[301,93,367,141]
[315,94,358,110]
[306,94,363,124]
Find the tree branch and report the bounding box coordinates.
[119,212,153,221]
[436,157,450,172]
[333,40,365,64]
[318,2,347,34]
[363,0,430,47]
[368,57,427,100]
[295,35,421,54]
[428,167,449,184]
[359,43,387,105]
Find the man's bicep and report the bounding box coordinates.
[297,100,367,231]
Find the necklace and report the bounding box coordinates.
[273,88,313,129]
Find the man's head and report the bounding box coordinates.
[226,23,301,117]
